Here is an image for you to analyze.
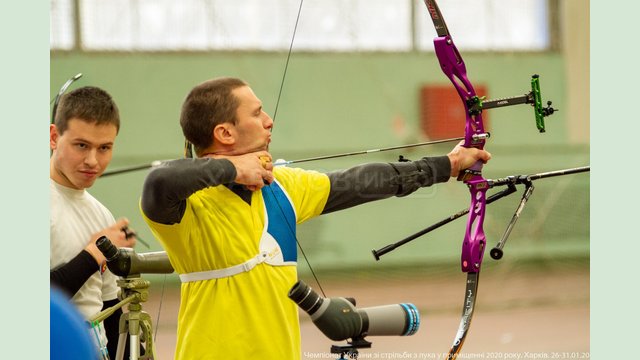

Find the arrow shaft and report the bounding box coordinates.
[277,136,464,165]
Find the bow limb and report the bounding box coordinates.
[51,73,83,124]
[449,272,479,359]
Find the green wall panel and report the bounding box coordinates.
[51,51,588,276]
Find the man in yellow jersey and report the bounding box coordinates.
[140,77,491,359]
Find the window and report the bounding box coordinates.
[415,0,550,51]
[50,0,550,52]
[50,0,75,50]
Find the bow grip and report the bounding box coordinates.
[457,160,484,182]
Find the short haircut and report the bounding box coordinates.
[54,86,120,135]
[180,77,248,153]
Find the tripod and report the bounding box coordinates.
[90,276,156,360]
[89,236,174,359]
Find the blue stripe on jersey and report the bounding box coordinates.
[262,183,297,262]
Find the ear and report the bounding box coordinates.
[212,123,236,146]
[50,124,59,151]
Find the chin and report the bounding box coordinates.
[75,178,97,190]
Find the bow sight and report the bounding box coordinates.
[466,74,558,133]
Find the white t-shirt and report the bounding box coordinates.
[50,179,119,345]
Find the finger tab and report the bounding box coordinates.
[259,156,271,169]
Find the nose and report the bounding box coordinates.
[264,113,274,131]
[84,149,98,168]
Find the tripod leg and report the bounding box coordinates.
[129,317,141,360]
[117,308,142,360]
[115,311,129,360]
[130,333,140,359]
[115,332,127,360]
[139,312,155,359]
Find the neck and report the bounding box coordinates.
[198,144,236,158]
[49,157,66,187]
[197,146,215,158]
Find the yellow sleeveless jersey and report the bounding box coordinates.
[142,166,330,360]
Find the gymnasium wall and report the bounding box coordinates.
[50,43,589,277]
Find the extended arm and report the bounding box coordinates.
[323,156,451,214]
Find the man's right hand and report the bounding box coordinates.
[85,218,135,265]
[222,151,275,191]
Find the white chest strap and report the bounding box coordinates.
[179,251,269,283]
[179,180,297,283]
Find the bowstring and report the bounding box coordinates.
[272,0,305,122]
[153,274,167,343]
[267,0,328,297]
[265,184,327,297]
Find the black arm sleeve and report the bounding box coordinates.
[141,158,237,225]
[50,250,100,297]
[323,156,451,214]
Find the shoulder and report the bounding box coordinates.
[274,167,328,188]
[272,167,331,205]
[83,191,111,211]
[79,191,116,225]
[271,167,331,220]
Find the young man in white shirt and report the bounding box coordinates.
[49,86,137,358]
